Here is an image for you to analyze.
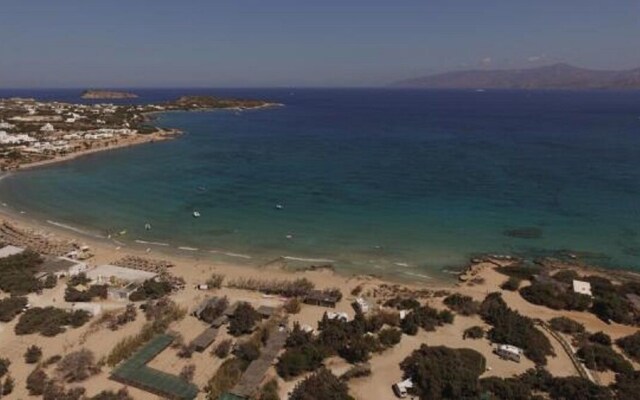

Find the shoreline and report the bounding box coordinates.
[0,204,452,288]
[12,128,180,171]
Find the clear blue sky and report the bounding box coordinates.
[2,0,640,87]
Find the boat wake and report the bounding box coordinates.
[283,256,335,263]
[135,239,170,247]
[47,220,103,238]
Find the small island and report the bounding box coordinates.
[81,90,138,99]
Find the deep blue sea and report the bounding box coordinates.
[1,88,640,280]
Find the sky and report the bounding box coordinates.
[1,1,640,88]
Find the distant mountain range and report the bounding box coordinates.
[393,63,640,89]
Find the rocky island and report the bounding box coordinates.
[81,90,139,99]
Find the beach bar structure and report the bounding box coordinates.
[226,327,288,399]
[303,289,340,308]
[34,256,88,280]
[191,326,219,352]
[110,334,198,400]
[86,264,158,284]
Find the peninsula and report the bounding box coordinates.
[81,90,138,99]
[394,63,640,89]
[0,95,278,170]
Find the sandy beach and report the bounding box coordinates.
[1,204,639,399]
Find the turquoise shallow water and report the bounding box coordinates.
[1,89,640,280]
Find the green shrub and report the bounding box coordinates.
[0,250,43,294]
[616,332,640,363]
[549,317,585,335]
[24,345,43,364]
[443,293,479,315]
[480,293,553,365]
[228,303,260,336]
[129,279,172,301]
[520,282,591,311]
[289,368,353,400]
[495,264,541,281]
[258,379,280,400]
[378,327,402,347]
[0,358,9,379]
[500,276,521,291]
[576,344,633,375]
[277,343,326,379]
[401,345,486,400]
[463,326,485,339]
[0,296,27,322]
[15,307,91,337]
[26,368,48,396]
[204,358,248,400]
[589,332,612,346]
[213,339,232,358]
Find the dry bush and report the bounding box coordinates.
[284,298,301,314]
[227,277,314,297]
[180,364,196,382]
[56,349,100,382]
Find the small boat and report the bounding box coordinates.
[193,211,201,218]
[196,186,206,192]
[286,234,293,240]
[275,204,284,210]
[145,223,151,231]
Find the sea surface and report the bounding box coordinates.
[1,88,640,280]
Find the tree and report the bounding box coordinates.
[258,379,281,400]
[213,339,232,358]
[480,293,553,365]
[0,358,9,379]
[549,317,585,335]
[401,345,486,400]
[2,375,14,396]
[289,368,353,400]
[90,388,134,400]
[56,349,100,382]
[43,274,57,289]
[463,326,484,340]
[26,368,48,396]
[24,345,43,364]
[443,294,479,315]
[180,364,196,382]
[616,332,640,363]
[576,344,633,374]
[0,296,27,322]
[378,327,402,347]
[228,303,260,336]
[235,340,261,362]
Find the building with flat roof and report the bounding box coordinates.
[572,280,593,297]
[86,264,157,285]
[0,245,24,259]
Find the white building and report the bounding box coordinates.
[40,123,55,132]
[0,131,36,145]
[326,311,349,322]
[392,378,414,398]
[0,121,15,129]
[355,297,370,313]
[495,344,523,362]
[572,280,593,297]
[0,245,25,259]
[86,264,157,285]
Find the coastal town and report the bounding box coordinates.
[0,93,275,170]
[0,216,639,400]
